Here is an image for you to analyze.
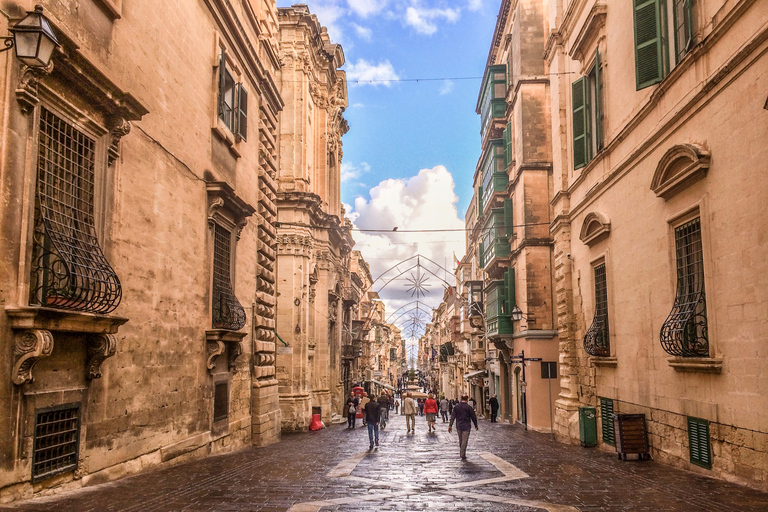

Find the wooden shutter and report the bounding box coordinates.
[634,0,664,90]
[236,84,248,141]
[504,122,513,167]
[217,51,226,119]
[572,77,588,169]
[594,49,603,152]
[477,186,483,217]
[478,241,484,269]
[503,198,514,237]
[600,397,615,446]
[504,268,515,314]
[688,417,712,469]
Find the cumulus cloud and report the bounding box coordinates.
[346,59,400,86]
[439,80,455,95]
[349,166,466,337]
[467,0,483,11]
[352,23,373,41]
[347,0,388,17]
[404,6,460,35]
[341,161,371,183]
[301,0,347,44]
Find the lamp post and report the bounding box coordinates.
[509,349,541,431]
[1,5,60,68]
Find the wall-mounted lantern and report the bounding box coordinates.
[1,5,60,68]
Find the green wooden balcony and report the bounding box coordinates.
[478,64,507,138]
[485,269,516,338]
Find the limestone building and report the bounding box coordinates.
[0,0,282,501]
[275,5,355,430]
[463,0,558,430]
[545,0,768,490]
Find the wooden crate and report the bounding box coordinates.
[613,413,651,460]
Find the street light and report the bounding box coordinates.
[511,305,524,322]
[1,5,60,68]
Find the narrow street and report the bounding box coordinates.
[3,413,767,512]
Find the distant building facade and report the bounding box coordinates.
[546,0,768,490]
[0,0,282,501]
[275,4,354,430]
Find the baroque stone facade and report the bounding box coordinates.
[546,0,768,491]
[0,0,282,501]
[275,5,355,430]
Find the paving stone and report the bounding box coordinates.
[2,413,767,511]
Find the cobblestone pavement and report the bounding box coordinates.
[3,412,768,512]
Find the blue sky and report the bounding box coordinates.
[277,0,500,343]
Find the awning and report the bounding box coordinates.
[371,379,396,391]
[463,369,487,380]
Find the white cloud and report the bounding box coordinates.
[347,0,388,17]
[439,80,454,95]
[346,59,400,86]
[349,166,466,324]
[304,1,347,44]
[467,0,482,11]
[352,23,373,41]
[404,6,460,35]
[341,161,371,182]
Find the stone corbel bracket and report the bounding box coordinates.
[13,329,54,385]
[206,330,248,373]
[87,333,117,380]
[16,63,54,113]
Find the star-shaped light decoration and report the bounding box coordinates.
[405,271,431,298]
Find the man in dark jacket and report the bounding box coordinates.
[364,394,382,449]
[489,394,499,423]
[448,394,478,459]
[345,392,359,428]
[377,393,390,422]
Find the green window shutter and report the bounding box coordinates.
[505,268,515,313]
[600,397,615,446]
[477,186,483,217]
[504,122,513,167]
[572,77,588,169]
[594,49,603,152]
[503,198,514,237]
[688,417,712,469]
[478,241,484,268]
[634,0,665,90]
[236,84,248,141]
[217,51,226,119]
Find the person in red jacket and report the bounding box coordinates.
[423,393,439,432]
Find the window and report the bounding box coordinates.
[633,0,695,90]
[600,397,615,446]
[584,263,610,356]
[503,122,513,168]
[478,64,507,137]
[660,218,708,356]
[213,381,229,423]
[217,50,248,140]
[32,403,81,482]
[687,416,711,469]
[29,107,121,314]
[572,50,603,169]
[212,223,246,330]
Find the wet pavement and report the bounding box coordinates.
[3,411,768,511]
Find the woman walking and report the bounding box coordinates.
[424,393,439,432]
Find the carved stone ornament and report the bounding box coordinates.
[13,329,54,385]
[108,116,132,166]
[651,143,711,200]
[579,212,611,246]
[16,63,54,113]
[205,330,248,373]
[86,333,117,380]
[207,339,226,371]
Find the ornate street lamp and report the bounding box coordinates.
[1,6,60,68]
[511,305,524,322]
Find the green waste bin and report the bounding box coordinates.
[579,407,597,447]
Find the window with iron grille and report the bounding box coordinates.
[600,397,615,446]
[213,381,229,423]
[212,223,246,330]
[687,416,711,469]
[32,403,81,482]
[29,107,121,314]
[584,263,610,356]
[660,218,708,357]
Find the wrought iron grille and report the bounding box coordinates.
[660,219,708,356]
[212,223,246,330]
[29,108,122,314]
[32,403,80,482]
[584,263,610,356]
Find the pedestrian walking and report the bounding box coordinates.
[448,399,455,415]
[377,393,390,422]
[468,396,476,411]
[402,392,417,432]
[345,392,359,428]
[424,393,438,432]
[418,398,425,416]
[489,394,499,423]
[359,393,370,426]
[439,397,449,422]
[448,394,478,459]
[364,394,382,449]
[395,399,400,414]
